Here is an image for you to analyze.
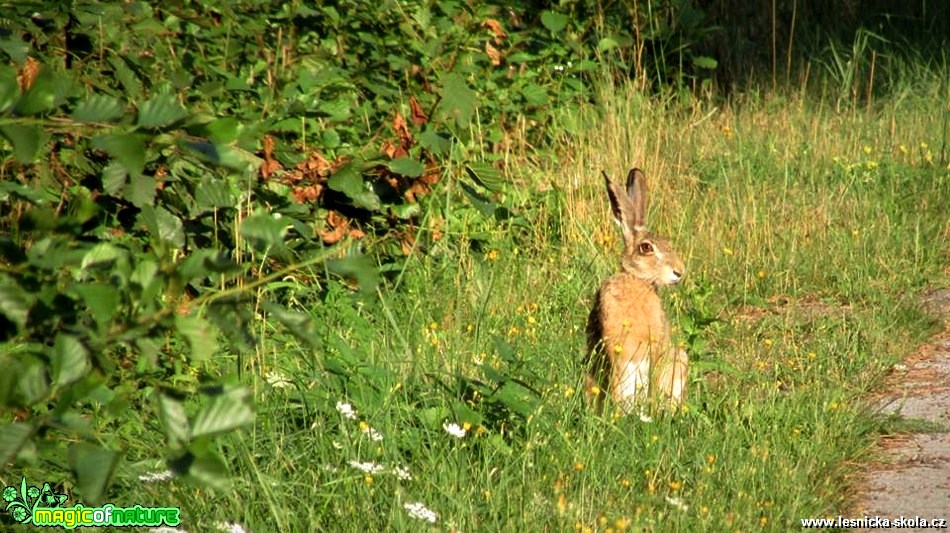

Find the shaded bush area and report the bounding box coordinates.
[697,0,950,88]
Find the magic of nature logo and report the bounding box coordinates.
[3,477,181,529]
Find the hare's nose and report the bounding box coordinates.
[671,269,684,282]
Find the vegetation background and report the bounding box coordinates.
[1,0,948,530]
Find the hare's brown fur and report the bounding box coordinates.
[586,168,687,412]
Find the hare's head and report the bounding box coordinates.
[604,168,685,287]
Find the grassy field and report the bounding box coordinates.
[80,57,950,531]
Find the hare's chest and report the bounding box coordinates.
[598,276,669,343]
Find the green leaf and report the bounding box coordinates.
[68,442,120,504]
[540,10,569,33]
[137,205,184,247]
[0,276,31,330]
[71,94,124,123]
[17,357,50,404]
[520,83,549,106]
[437,73,476,129]
[130,258,163,303]
[0,64,18,113]
[101,162,128,196]
[203,117,241,143]
[190,385,254,439]
[419,130,451,155]
[51,334,90,387]
[597,37,619,52]
[81,243,126,270]
[321,128,340,148]
[0,422,31,466]
[16,67,70,116]
[108,55,142,97]
[158,394,190,449]
[317,98,351,120]
[175,314,218,361]
[390,202,421,219]
[327,254,379,293]
[327,164,363,196]
[182,450,230,491]
[465,163,506,192]
[137,93,187,129]
[195,178,235,209]
[492,381,538,417]
[0,124,45,163]
[459,181,499,217]
[387,157,425,178]
[178,249,236,282]
[92,133,146,176]
[263,302,320,348]
[240,211,289,251]
[181,139,261,172]
[692,56,719,70]
[72,284,119,331]
[325,163,382,211]
[0,34,30,64]
[125,174,156,207]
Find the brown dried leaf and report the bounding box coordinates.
[318,211,365,242]
[405,181,429,203]
[393,111,413,149]
[261,135,283,179]
[261,158,282,179]
[384,174,400,190]
[297,151,332,175]
[17,57,40,91]
[292,185,322,203]
[409,96,429,127]
[380,140,408,159]
[399,229,415,255]
[483,19,507,44]
[419,163,441,185]
[319,211,348,244]
[485,41,503,67]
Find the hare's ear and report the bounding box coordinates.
[624,168,647,232]
[603,170,637,244]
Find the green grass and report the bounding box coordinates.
[110,71,949,531]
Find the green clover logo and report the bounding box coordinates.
[3,477,69,524]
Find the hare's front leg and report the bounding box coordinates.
[610,350,651,413]
[654,347,688,406]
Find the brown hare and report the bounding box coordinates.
[586,168,688,413]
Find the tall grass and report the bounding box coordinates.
[121,59,949,531]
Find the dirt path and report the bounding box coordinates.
[855,289,950,531]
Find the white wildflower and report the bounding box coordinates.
[443,422,466,438]
[215,522,249,533]
[665,496,689,511]
[335,401,357,420]
[138,470,174,483]
[392,465,412,481]
[348,460,385,474]
[404,501,438,523]
[638,411,654,423]
[265,370,292,389]
[148,528,187,533]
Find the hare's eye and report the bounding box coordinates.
[638,242,654,255]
